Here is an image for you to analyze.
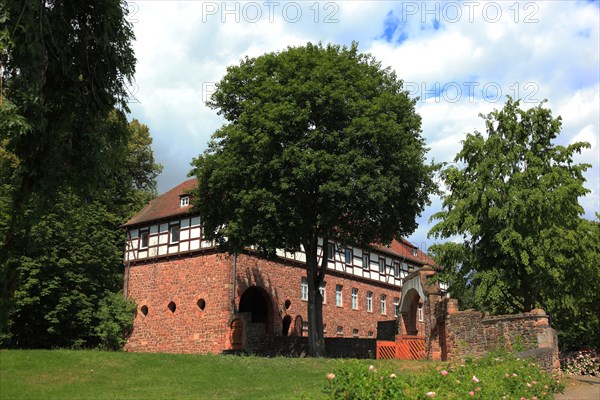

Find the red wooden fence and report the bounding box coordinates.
[376,335,426,360]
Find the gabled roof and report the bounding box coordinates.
[123,178,436,266]
[122,178,197,227]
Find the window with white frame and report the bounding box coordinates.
[344,248,352,265]
[351,288,358,310]
[139,230,149,249]
[363,253,370,270]
[366,291,373,312]
[380,294,387,315]
[327,242,335,260]
[179,195,190,207]
[353,328,359,337]
[393,262,400,278]
[169,224,180,243]
[379,258,386,274]
[335,285,343,307]
[319,281,326,304]
[301,277,308,301]
[417,303,424,321]
[394,297,400,317]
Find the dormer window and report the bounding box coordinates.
[180,195,190,207]
[412,248,418,256]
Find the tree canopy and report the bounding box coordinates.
[191,42,436,356]
[429,98,598,349]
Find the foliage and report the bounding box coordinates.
[94,291,137,351]
[1,116,161,348]
[191,42,436,356]
[560,350,600,376]
[429,98,592,317]
[324,351,564,399]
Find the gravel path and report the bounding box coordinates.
[554,375,600,400]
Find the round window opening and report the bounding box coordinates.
[141,305,148,316]
[168,301,176,313]
[197,298,206,311]
[284,299,291,310]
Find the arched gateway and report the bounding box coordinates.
[228,286,275,351]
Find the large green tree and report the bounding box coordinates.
[429,98,598,348]
[191,42,436,356]
[3,115,161,347]
[0,0,139,344]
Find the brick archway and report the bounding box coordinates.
[238,286,275,335]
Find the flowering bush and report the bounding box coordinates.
[323,351,564,400]
[560,350,600,376]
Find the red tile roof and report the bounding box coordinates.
[123,179,436,266]
[122,178,197,227]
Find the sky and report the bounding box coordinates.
[125,0,600,254]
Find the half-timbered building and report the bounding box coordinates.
[122,178,436,354]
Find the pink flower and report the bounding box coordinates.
[475,387,481,391]
[441,370,448,376]
[532,381,537,385]
[425,392,436,398]
[469,391,475,396]
[526,382,532,388]
[532,397,538,400]
[369,365,375,372]
[326,373,335,380]
[472,375,480,383]
[390,373,397,379]
[505,373,510,378]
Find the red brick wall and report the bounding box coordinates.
[124,250,402,354]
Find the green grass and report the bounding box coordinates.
[0,350,429,399]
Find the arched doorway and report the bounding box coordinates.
[238,286,274,334]
[400,288,423,336]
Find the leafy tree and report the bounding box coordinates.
[95,291,137,351]
[191,42,436,356]
[429,98,597,348]
[0,0,142,346]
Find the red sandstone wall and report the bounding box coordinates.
[124,253,233,354]
[124,251,402,354]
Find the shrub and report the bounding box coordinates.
[324,351,564,400]
[560,350,600,376]
[94,291,137,351]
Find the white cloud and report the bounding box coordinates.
[126,0,600,246]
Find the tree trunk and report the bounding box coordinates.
[305,236,326,357]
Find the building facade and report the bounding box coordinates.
[122,178,435,354]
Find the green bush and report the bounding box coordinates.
[94,291,136,351]
[323,351,564,400]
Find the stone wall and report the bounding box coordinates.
[435,301,559,370]
[247,336,377,359]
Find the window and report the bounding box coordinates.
[301,277,308,301]
[336,326,343,335]
[351,288,358,310]
[417,303,424,322]
[180,195,190,207]
[319,282,326,304]
[412,248,418,256]
[353,328,359,337]
[366,291,373,312]
[139,230,149,249]
[335,285,343,307]
[327,242,335,260]
[394,297,400,317]
[367,330,373,338]
[170,224,180,243]
[363,253,370,270]
[393,262,400,278]
[380,294,387,315]
[379,258,386,274]
[344,248,352,265]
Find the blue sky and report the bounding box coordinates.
[127,1,599,253]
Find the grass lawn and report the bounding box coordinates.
[0,350,430,399]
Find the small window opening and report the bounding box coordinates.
[180,195,190,207]
[140,305,148,316]
[336,326,343,335]
[197,298,206,310]
[284,299,291,310]
[168,301,176,313]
